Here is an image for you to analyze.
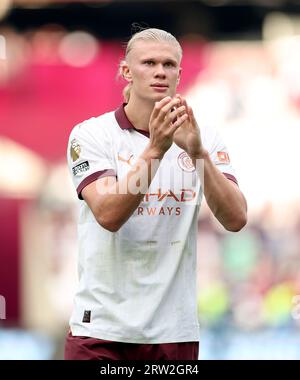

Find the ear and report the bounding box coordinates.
[177,67,182,85]
[122,62,133,83]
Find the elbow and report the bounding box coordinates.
[225,212,247,232]
[102,223,121,233]
[96,215,122,233]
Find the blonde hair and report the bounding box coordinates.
[119,28,182,103]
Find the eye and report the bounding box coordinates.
[164,61,175,68]
[144,60,155,65]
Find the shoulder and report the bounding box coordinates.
[69,111,116,141]
[198,123,220,148]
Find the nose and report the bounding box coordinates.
[154,64,166,78]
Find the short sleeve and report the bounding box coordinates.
[201,124,239,186]
[67,118,117,200]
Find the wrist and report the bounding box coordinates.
[189,148,209,161]
[143,145,165,160]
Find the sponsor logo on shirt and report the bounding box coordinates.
[144,189,196,202]
[72,161,90,176]
[137,189,197,217]
[70,138,81,162]
[118,153,134,167]
[177,151,195,172]
[217,151,230,164]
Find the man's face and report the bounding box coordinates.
[124,40,182,102]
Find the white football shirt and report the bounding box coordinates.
[66,104,238,343]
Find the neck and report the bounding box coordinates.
[124,95,155,132]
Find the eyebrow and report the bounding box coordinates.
[141,57,178,65]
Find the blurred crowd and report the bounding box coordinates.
[196,202,300,359]
[197,202,300,330]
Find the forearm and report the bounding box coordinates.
[96,146,161,231]
[191,151,247,232]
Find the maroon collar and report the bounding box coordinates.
[114,104,150,138]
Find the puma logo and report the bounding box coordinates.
[118,154,134,167]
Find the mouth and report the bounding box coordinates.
[150,84,169,92]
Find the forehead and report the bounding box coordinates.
[129,40,181,62]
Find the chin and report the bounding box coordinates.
[140,91,172,103]
[152,92,172,101]
[154,94,167,100]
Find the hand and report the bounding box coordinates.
[172,95,207,159]
[148,96,189,158]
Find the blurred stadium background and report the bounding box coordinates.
[1,0,300,360]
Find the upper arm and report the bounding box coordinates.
[81,175,117,220]
[67,120,117,200]
[201,123,238,184]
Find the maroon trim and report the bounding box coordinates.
[134,128,150,138]
[114,104,150,138]
[223,172,239,186]
[114,103,134,130]
[77,169,116,200]
[64,332,199,360]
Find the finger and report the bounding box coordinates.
[167,113,189,134]
[185,102,192,123]
[177,97,190,121]
[177,95,187,107]
[167,105,186,124]
[180,96,194,123]
[151,96,172,120]
[157,97,181,122]
[175,93,183,104]
[188,105,197,125]
[175,94,186,110]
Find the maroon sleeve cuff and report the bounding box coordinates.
[77,169,117,200]
[223,172,239,186]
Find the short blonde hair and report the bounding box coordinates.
[119,28,182,103]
